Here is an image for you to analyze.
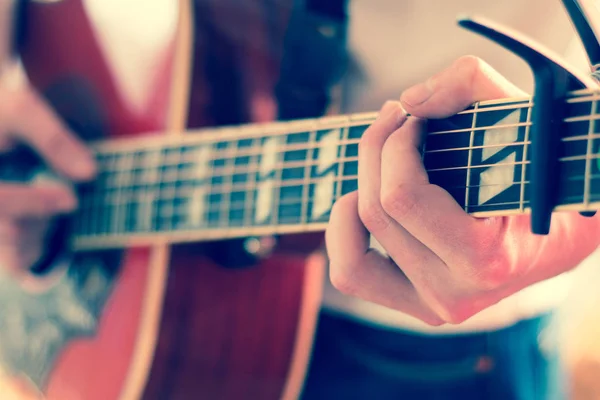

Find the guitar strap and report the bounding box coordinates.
[275,0,350,120]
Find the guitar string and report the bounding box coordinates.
[83,176,598,214]
[89,90,600,158]
[91,131,600,195]
[77,191,600,236]
[78,97,600,234]
[75,187,597,237]
[83,167,600,208]
[92,121,600,185]
[76,164,600,236]
[84,136,600,215]
[92,97,597,165]
[88,149,600,195]
[82,130,600,220]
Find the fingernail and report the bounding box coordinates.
[378,101,407,125]
[402,81,433,107]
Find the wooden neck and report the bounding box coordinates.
[71,89,600,250]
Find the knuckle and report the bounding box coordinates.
[39,127,69,156]
[469,251,515,290]
[358,129,378,153]
[358,201,389,232]
[329,263,359,296]
[463,236,516,290]
[381,184,417,221]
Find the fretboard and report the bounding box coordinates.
[71,90,600,250]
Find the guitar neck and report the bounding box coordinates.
[71,89,600,250]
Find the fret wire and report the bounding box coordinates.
[584,99,595,206]
[188,146,211,228]
[242,138,259,228]
[173,145,186,230]
[328,128,350,217]
[141,149,160,232]
[107,154,120,235]
[335,125,350,203]
[271,138,284,228]
[464,103,478,212]
[110,154,121,234]
[301,129,317,226]
[219,140,238,228]
[519,103,532,212]
[121,152,134,234]
[165,149,180,230]
[155,149,168,231]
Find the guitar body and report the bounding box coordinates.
[4,1,324,399]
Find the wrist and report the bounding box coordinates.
[528,212,600,279]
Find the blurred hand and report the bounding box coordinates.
[326,55,600,325]
[0,65,96,275]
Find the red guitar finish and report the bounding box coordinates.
[10,1,325,399]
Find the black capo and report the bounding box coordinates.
[458,0,600,235]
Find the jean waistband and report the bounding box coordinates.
[318,309,552,364]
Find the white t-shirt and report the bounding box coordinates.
[81,0,599,334]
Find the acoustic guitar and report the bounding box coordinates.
[2,0,600,399]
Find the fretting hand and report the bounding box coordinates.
[326,56,600,325]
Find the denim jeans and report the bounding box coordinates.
[301,311,565,400]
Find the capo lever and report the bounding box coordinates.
[561,0,600,78]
